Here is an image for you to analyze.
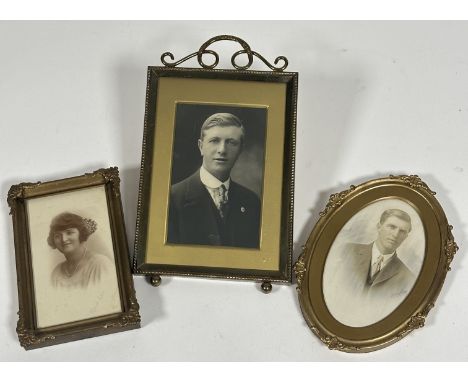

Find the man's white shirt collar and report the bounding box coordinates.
[371,242,395,275]
[200,166,230,190]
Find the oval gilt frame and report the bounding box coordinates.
[294,175,458,352]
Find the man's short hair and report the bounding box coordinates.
[200,113,245,144]
[379,209,412,232]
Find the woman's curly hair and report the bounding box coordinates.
[47,212,97,249]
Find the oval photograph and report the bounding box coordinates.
[322,198,425,327]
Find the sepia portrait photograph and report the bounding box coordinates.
[167,103,266,249]
[9,168,140,349]
[27,185,122,328]
[322,198,425,327]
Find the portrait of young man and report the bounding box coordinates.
[344,209,416,293]
[323,205,425,327]
[167,104,266,249]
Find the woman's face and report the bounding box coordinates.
[53,227,81,254]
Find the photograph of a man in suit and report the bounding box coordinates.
[345,208,415,289]
[167,113,261,248]
[325,208,419,327]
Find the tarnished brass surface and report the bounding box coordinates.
[149,275,162,287]
[8,168,140,350]
[294,175,457,353]
[261,281,273,294]
[133,58,297,284]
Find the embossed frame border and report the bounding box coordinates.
[7,167,140,350]
[133,66,298,285]
[294,175,458,352]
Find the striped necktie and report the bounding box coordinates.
[215,184,228,219]
[369,254,384,284]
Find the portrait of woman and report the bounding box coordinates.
[47,212,114,288]
[26,185,122,329]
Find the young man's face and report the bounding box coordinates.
[198,125,243,182]
[376,216,411,254]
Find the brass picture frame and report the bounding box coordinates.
[294,175,458,352]
[8,167,140,350]
[133,36,298,289]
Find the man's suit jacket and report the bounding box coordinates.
[167,171,261,248]
[325,242,417,326]
[344,243,415,296]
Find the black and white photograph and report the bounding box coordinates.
[167,103,267,249]
[27,185,122,328]
[322,198,425,327]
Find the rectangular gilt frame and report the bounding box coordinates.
[133,67,298,283]
[8,167,140,350]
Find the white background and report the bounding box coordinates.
[0,21,467,361]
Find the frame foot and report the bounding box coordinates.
[149,275,161,287]
[261,281,272,294]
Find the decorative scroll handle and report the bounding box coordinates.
[161,34,288,72]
